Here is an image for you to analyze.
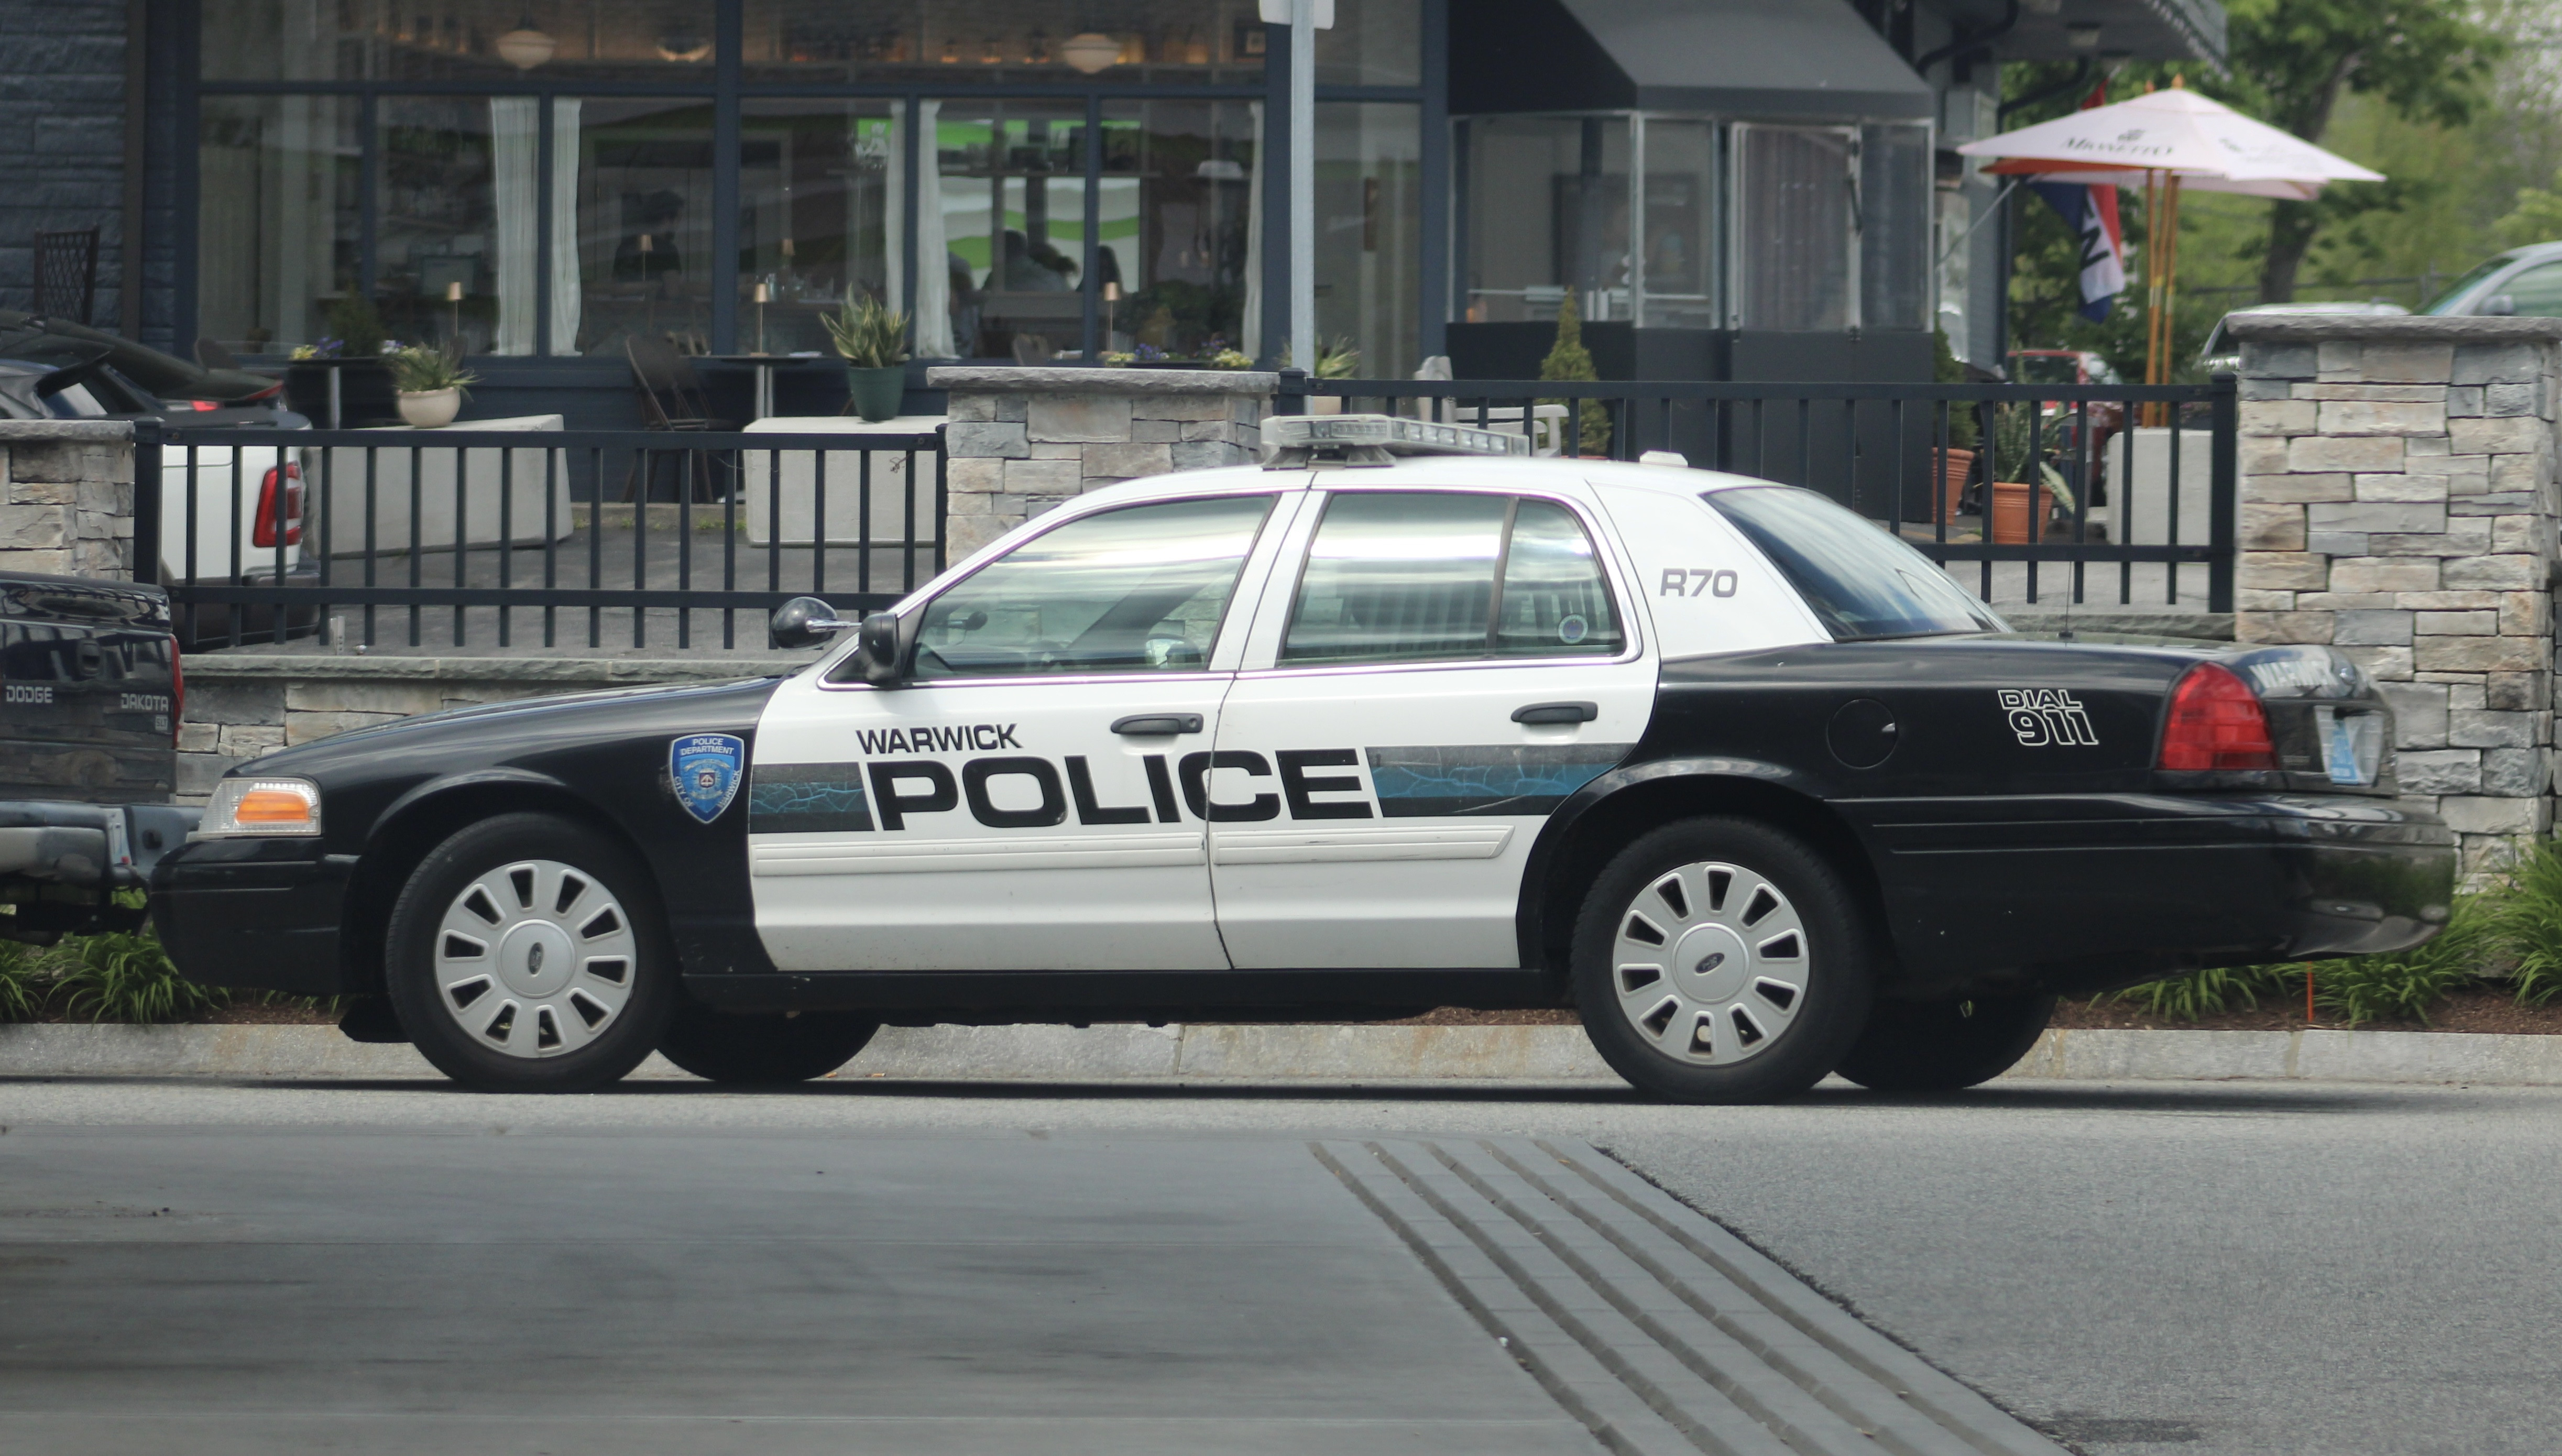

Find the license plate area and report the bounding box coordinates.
[2317,706,2382,786]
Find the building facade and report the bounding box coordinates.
[6,0,2223,422]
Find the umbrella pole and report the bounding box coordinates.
[2142,170,2164,423]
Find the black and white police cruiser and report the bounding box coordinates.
[153,414,2456,1100]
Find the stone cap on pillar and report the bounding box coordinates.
[927,366,1278,397]
[2225,315,2562,344]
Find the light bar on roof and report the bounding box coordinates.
[1264,413,1531,458]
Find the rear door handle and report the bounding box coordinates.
[1111,713,1205,737]
[1513,701,1599,725]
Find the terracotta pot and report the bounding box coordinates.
[1988,480,2055,545]
[1935,447,1977,522]
[396,387,461,429]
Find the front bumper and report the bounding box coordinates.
[150,836,353,995]
[1854,793,2458,996]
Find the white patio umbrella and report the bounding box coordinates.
[1957,82,2385,395]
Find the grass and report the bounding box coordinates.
[0,926,332,1025]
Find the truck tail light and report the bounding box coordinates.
[2160,662,2278,771]
[252,462,302,548]
[170,637,184,743]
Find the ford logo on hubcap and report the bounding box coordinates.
[1693,951,1725,975]
[527,943,546,976]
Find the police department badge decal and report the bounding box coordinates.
[670,734,746,824]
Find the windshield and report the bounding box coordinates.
[1704,486,2007,641]
[2423,257,2512,315]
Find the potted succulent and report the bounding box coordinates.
[386,341,478,429]
[823,291,910,422]
[1985,402,2074,545]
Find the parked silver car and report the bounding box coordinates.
[2197,300,2410,375]
[2419,242,2562,319]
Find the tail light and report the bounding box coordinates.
[2159,662,2278,771]
[252,462,303,548]
[239,381,283,403]
[169,637,184,744]
[180,399,221,412]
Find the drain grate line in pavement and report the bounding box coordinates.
[1313,1140,1721,1456]
[1524,1140,2063,1456]
[1316,1137,2068,1456]
[1428,1141,1983,1456]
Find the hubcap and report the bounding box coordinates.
[1610,861,1809,1066]
[433,859,638,1059]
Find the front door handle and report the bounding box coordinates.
[1513,700,1598,725]
[1111,713,1205,737]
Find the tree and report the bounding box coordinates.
[2209,0,2504,301]
[1538,287,1611,458]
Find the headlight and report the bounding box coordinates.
[199,777,323,837]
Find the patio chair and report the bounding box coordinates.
[34,226,98,325]
[623,334,736,502]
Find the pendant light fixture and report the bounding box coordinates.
[494,9,555,69]
[1059,31,1120,74]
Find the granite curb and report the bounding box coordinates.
[3,1023,2559,1086]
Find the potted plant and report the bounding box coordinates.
[1305,336,1359,414]
[1985,402,2074,545]
[1539,290,1611,457]
[823,291,910,423]
[386,341,478,429]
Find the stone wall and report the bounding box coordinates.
[2229,315,2561,872]
[932,366,1275,559]
[177,654,806,802]
[0,420,135,579]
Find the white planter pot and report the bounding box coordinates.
[396,388,462,429]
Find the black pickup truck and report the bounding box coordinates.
[0,572,196,942]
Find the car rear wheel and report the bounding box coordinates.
[1832,992,2056,1092]
[658,1004,879,1085]
[1572,817,1872,1104]
[385,813,675,1093]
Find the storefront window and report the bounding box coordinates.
[1860,124,1932,333]
[1638,119,1717,330]
[1460,116,1630,327]
[1315,0,1421,87]
[573,100,718,355]
[739,102,896,355]
[376,98,498,354]
[1316,103,1421,378]
[740,0,1265,85]
[1733,124,1855,332]
[202,0,724,83]
[927,101,1093,359]
[1099,101,1262,358]
[196,96,361,358]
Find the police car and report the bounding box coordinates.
[151,415,2456,1101]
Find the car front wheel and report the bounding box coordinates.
[1572,817,1873,1104]
[385,813,675,1092]
[1832,992,2056,1092]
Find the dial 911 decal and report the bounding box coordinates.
[1999,688,2098,747]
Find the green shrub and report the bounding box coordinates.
[53,931,224,1024]
[1539,288,1612,458]
[2498,840,2562,1006]
[2305,893,2501,1026]
[2107,962,2298,1020]
[0,939,47,1021]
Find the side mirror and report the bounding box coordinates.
[2482,293,2518,317]
[857,611,906,686]
[769,595,854,650]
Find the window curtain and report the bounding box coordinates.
[491,97,583,356]
[886,100,957,358]
[1242,101,1263,360]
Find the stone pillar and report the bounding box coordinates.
[2228,316,2561,873]
[930,366,1275,559]
[0,420,136,580]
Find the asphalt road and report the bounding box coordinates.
[2,1075,2556,1455]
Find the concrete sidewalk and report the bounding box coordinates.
[4,1021,2560,1087]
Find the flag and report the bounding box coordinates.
[2030,180,2128,323]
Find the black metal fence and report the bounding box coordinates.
[135,422,947,651]
[1280,371,2238,614]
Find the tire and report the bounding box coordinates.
[1832,992,2056,1092]
[384,813,676,1093]
[658,1003,878,1085]
[1571,817,1873,1104]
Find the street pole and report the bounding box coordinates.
[1290,0,1316,371]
